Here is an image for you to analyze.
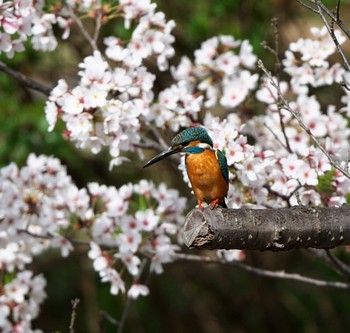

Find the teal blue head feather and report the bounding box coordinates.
[171,127,213,148]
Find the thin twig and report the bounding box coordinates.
[93,0,103,44]
[336,0,341,22]
[100,310,119,326]
[325,249,350,278]
[264,184,291,203]
[264,84,293,153]
[67,6,98,51]
[135,138,165,151]
[150,127,169,151]
[0,61,52,96]
[116,295,132,333]
[116,259,148,333]
[261,18,292,153]
[17,228,90,247]
[296,0,319,14]
[140,130,181,167]
[271,17,282,79]
[311,0,350,40]
[296,0,350,71]
[271,17,292,154]
[264,122,290,152]
[307,248,350,279]
[258,59,350,180]
[172,252,350,289]
[314,0,350,72]
[69,298,80,333]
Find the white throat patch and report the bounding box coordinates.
[197,142,212,149]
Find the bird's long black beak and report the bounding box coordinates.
[143,147,180,168]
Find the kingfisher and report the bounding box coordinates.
[143,127,229,209]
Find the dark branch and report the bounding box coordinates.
[172,252,350,290]
[183,206,350,251]
[296,0,350,72]
[0,60,52,96]
[325,249,350,278]
[307,248,350,279]
[314,0,350,72]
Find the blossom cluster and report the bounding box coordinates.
[41,1,260,166]
[172,35,258,108]
[0,154,186,328]
[45,50,156,167]
[0,0,68,57]
[175,26,350,209]
[0,153,86,259]
[198,26,350,208]
[87,179,186,295]
[37,2,259,162]
[150,35,258,131]
[118,0,176,70]
[283,26,346,94]
[0,271,46,333]
[44,0,176,167]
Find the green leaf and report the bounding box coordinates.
[317,169,336,195]
[346,193,350,204]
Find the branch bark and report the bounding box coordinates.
[0,61,52,96]
[183,205,350,250]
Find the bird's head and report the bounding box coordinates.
[143,127,213,168]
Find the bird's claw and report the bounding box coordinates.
[209,198,220,209]
[198,200,204,211]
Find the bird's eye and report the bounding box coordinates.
[181,141,190,147]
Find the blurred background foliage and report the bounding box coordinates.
[1,0,350,332]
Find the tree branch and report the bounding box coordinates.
[69,298,80,333]
[93,0,103,45]
[67,6,98,51]
[307,248,350,279]
[297,0,350,40]
[116,259,148,333]
[314,0,350,72]
[258,59,350,180]
[172,252,350,289]
[183,206,350,250]
[325,249,350,278]
[0,61,52,96]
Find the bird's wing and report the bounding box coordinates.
[215,149,229,184]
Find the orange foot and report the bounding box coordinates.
[210,198,220,209]
[198,200,204,211]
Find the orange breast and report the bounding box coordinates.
[186,149,228,205]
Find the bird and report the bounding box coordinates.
[143,127,229,210]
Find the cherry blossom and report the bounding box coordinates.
[45,51,156,167]
[290,189,321,206]
[0,153,187,307]
[217,249,245,262]
[0,271,46,333]
[0,0,68,57]
[283,26,346,93]
[127,284,150,299]
[171,35,258,109]
[256,75,289,108]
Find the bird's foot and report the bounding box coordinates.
[209,198,220,209]
[197,200,204,211]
